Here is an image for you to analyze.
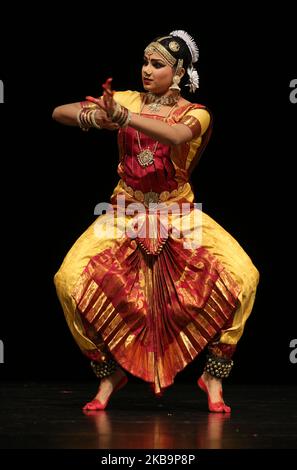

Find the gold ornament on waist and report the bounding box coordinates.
[120,179,188,207]
[143,190,160,206]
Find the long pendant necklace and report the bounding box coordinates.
[136,95,178,168]
[136,139,158,167]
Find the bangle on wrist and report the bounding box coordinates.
[90,110,102,129]
[77,108,90,131]
[111,103,131,127]
[77,108,102,131]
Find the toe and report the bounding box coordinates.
[223,404,231,413]
[83,399,98,410]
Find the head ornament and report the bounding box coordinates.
[170,30,200,92]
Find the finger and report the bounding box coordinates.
[85,95,100,104]
[86,96,107,111]
[103,90,109,100]
[102,78,114,96]
[103,91,112,108]
[103,92,109,107]
[102,77,113,90]
[97,97,107,110]
[103,88,113,98]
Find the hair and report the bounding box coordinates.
[156,35,193,72]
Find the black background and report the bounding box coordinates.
[0,4,296,386]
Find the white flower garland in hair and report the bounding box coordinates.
[186,66,199,93]
[169,30,200,92]
[169,29,199,63]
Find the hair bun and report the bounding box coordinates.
[169,30,199,63]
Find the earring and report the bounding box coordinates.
[169,58,183,91]
[169,75,181,91]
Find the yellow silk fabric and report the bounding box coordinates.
[54,91,259,392]
[54,181,259,365]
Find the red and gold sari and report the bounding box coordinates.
[54,91,259,394]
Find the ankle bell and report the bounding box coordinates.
[90,358,118,378]
[204,354,234,379]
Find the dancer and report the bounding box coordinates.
[53,30,259,412]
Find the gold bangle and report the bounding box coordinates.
[90,110,102,129]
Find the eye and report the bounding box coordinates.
[152,61,165,69]
[143,58,148,66]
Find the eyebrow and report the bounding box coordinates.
[143,55,166,65]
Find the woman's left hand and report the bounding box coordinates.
[102,78,116,118]
[86,77,116,118]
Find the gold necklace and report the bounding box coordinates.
[136,96,177,168]
[146,92,180,112]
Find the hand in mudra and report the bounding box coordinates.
[102,78,116,117]
[95,109,119,131]
[86,78,117,129]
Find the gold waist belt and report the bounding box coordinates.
[120,180,189,206]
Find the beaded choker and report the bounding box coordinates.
[145,92,180,112]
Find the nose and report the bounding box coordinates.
[143,64,152,76]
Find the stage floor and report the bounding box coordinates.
[0,381,296,450]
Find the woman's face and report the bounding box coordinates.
[142,52,174,94]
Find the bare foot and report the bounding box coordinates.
[94,368,127,403]
[201,371,225,404]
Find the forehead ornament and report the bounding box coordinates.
[144,42,176,67]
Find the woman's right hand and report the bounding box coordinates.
[85,92,119,130]
[52,78,119,130]
[95,108,120,131]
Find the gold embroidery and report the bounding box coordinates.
[180,115,201,138]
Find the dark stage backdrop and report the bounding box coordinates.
[0,6,296,385]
